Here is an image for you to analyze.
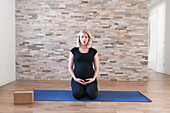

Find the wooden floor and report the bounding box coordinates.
[0,70,170,113]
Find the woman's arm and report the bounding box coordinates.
[68,52,76,80]
[93,52,99,79]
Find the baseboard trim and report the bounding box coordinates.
[0,78,16,86]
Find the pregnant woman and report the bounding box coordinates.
[68,30,99,99]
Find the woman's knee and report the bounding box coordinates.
[86,91,98,99]
[72,91,84,99]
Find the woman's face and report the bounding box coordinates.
[79,33,89,46]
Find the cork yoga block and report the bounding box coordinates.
[14,91,34,104]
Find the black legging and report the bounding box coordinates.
[71,78,98,99]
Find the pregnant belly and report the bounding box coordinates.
[74,67,95,79]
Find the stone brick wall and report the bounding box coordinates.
[16,0,150,81]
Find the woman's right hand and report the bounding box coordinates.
[74,78,87,85]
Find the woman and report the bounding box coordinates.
[68,30,99,99]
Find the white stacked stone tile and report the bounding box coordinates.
[16,0,150,81]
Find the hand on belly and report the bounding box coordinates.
[74,77,95,85]
[74,78,87,85]
[85,78,95,84]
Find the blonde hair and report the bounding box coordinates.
[77,30,92,48]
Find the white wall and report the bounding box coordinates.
[148,8,158,70]
[164,0,170,74]
[149,0,170,75]
[0,0,16,86]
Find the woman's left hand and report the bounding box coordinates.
[85,78,95,84]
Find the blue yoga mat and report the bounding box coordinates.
[34,90,152,102]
